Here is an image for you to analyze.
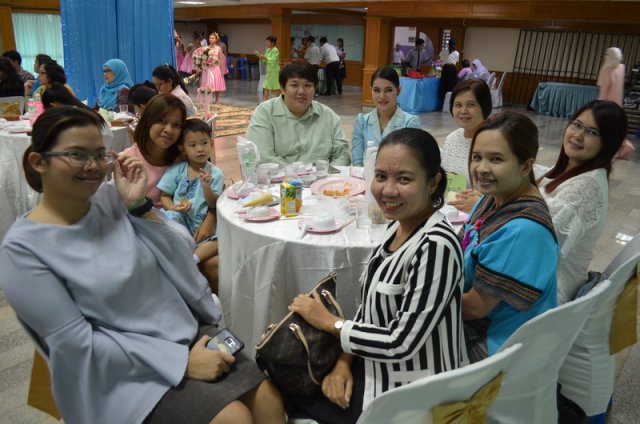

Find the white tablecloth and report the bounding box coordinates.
[0,124,129,241]
[217,169,387,355]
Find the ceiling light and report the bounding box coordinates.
[177,1,206,5]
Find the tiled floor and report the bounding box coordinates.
[0,79,638,422]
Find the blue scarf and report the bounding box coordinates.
[98,59,133,111]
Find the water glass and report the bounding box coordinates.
[292,161,305,175]
[284,164,298,179]
[256,167,270,188]
[356,203,372,229]
[315,160,329,178]
[119,104,129,114]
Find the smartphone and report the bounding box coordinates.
[206,328,244,355]
[328,165,341,174]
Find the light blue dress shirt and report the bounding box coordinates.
[351,106,421,166]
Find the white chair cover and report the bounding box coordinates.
[489,281,610,424]
[442,91,452,114]
[355,344,523,424]
[491,72,507,108]
[207,113,218,135]
[486,72,496,90]
[558,234,640,415]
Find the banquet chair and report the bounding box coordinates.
[228,57,248,80]
[442,91,452,114]
[488,280,611,424]
[207,113,218,135]
[491,72,507,108]
[558,233,640,421]
[354,344,522,424]
[0,96,25,115]
[486,72,496,90]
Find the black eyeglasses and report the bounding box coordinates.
[42,150,114,166]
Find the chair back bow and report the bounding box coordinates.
[609,262,640,354]
[431,372,503,424]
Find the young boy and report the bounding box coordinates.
[157,118,224,290]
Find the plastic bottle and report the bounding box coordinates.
[26,97,38,125]
[33,92,44,116]
[364,141,385,224]
[241,144,257,185]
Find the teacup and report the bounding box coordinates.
[235,182,255,197]
[311,214,336,230]
[300,174,316,187]
[248,206,270,218]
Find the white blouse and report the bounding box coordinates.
[539,169,608,303]
[442,128,471,182]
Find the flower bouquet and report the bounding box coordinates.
[193,47,219,72]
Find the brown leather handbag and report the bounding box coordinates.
[255,272,344,396]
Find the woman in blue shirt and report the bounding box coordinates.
[460,111,559,362]
[351,66,421,165]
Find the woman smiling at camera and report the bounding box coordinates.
[461,111,558,363]
[0,107,285,424]
[538,100,626,303]
[350,66,421,166]
[245,60,350,165]
[442,79,492,212]
[288,128,465,423]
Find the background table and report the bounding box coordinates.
[0,124,129,241]
[397,77,441,113]
[217,170,387,356]
[530,82,600,118]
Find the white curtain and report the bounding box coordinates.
[12,13,64,77]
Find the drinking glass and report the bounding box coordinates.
[315,160,329,178]
[284,164,298,179]
[256,167,270,188]
[119,104,129,114]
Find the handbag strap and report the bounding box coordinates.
[289,323,322,386]
[321,289,344,319]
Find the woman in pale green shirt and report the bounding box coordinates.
[255,35,281,101]
[245,61,351,166]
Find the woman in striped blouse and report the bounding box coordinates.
[289,128,466,423]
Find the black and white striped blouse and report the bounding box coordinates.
[340,211,465,408]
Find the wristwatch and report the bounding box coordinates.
[128,197,153,217]
[333,319,345,335]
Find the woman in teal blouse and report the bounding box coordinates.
[351,66,421,166]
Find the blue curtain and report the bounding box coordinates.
[12,13,65,78]
[60,0,174,105]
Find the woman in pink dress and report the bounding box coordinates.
[598,47,635,160]
[194,32,226,107]
[175,32,184,71]
[179,43,195,77]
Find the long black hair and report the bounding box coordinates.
[540,100,627,193]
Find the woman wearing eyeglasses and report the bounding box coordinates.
[0,106,285,424]
[98,58,133,112]
[538,100,627,303]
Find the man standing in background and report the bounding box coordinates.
[319,36,341,95]
[303,35,321,95]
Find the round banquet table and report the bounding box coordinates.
[216,167,388,356]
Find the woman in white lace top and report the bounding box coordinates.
[442,79,492,212]
[538,100,627,303]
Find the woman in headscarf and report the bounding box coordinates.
[470,59,490,83]
[99,58,133,111]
